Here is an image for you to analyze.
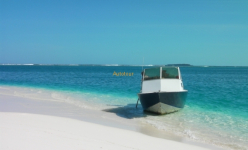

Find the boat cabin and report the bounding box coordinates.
[141,67,185,93]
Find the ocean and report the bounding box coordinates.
[0,65,248,149]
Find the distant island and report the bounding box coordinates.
[165,64,192,67]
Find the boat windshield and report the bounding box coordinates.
[162,67,179,79]
[143,67,179,80]
[144,68,160,80]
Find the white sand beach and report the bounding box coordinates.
[1,112,211,150]
[0,86,218,150]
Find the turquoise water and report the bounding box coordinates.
[0,65,248,149]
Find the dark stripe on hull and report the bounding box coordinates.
[138,91,187,114]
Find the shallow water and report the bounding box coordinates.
[0,65,248,149]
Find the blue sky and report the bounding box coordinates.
[1,0,248,66]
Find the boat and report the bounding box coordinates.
[137,67,187,114]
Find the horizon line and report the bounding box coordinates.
[0,63,248,67]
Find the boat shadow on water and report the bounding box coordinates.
[102,104,159,119]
